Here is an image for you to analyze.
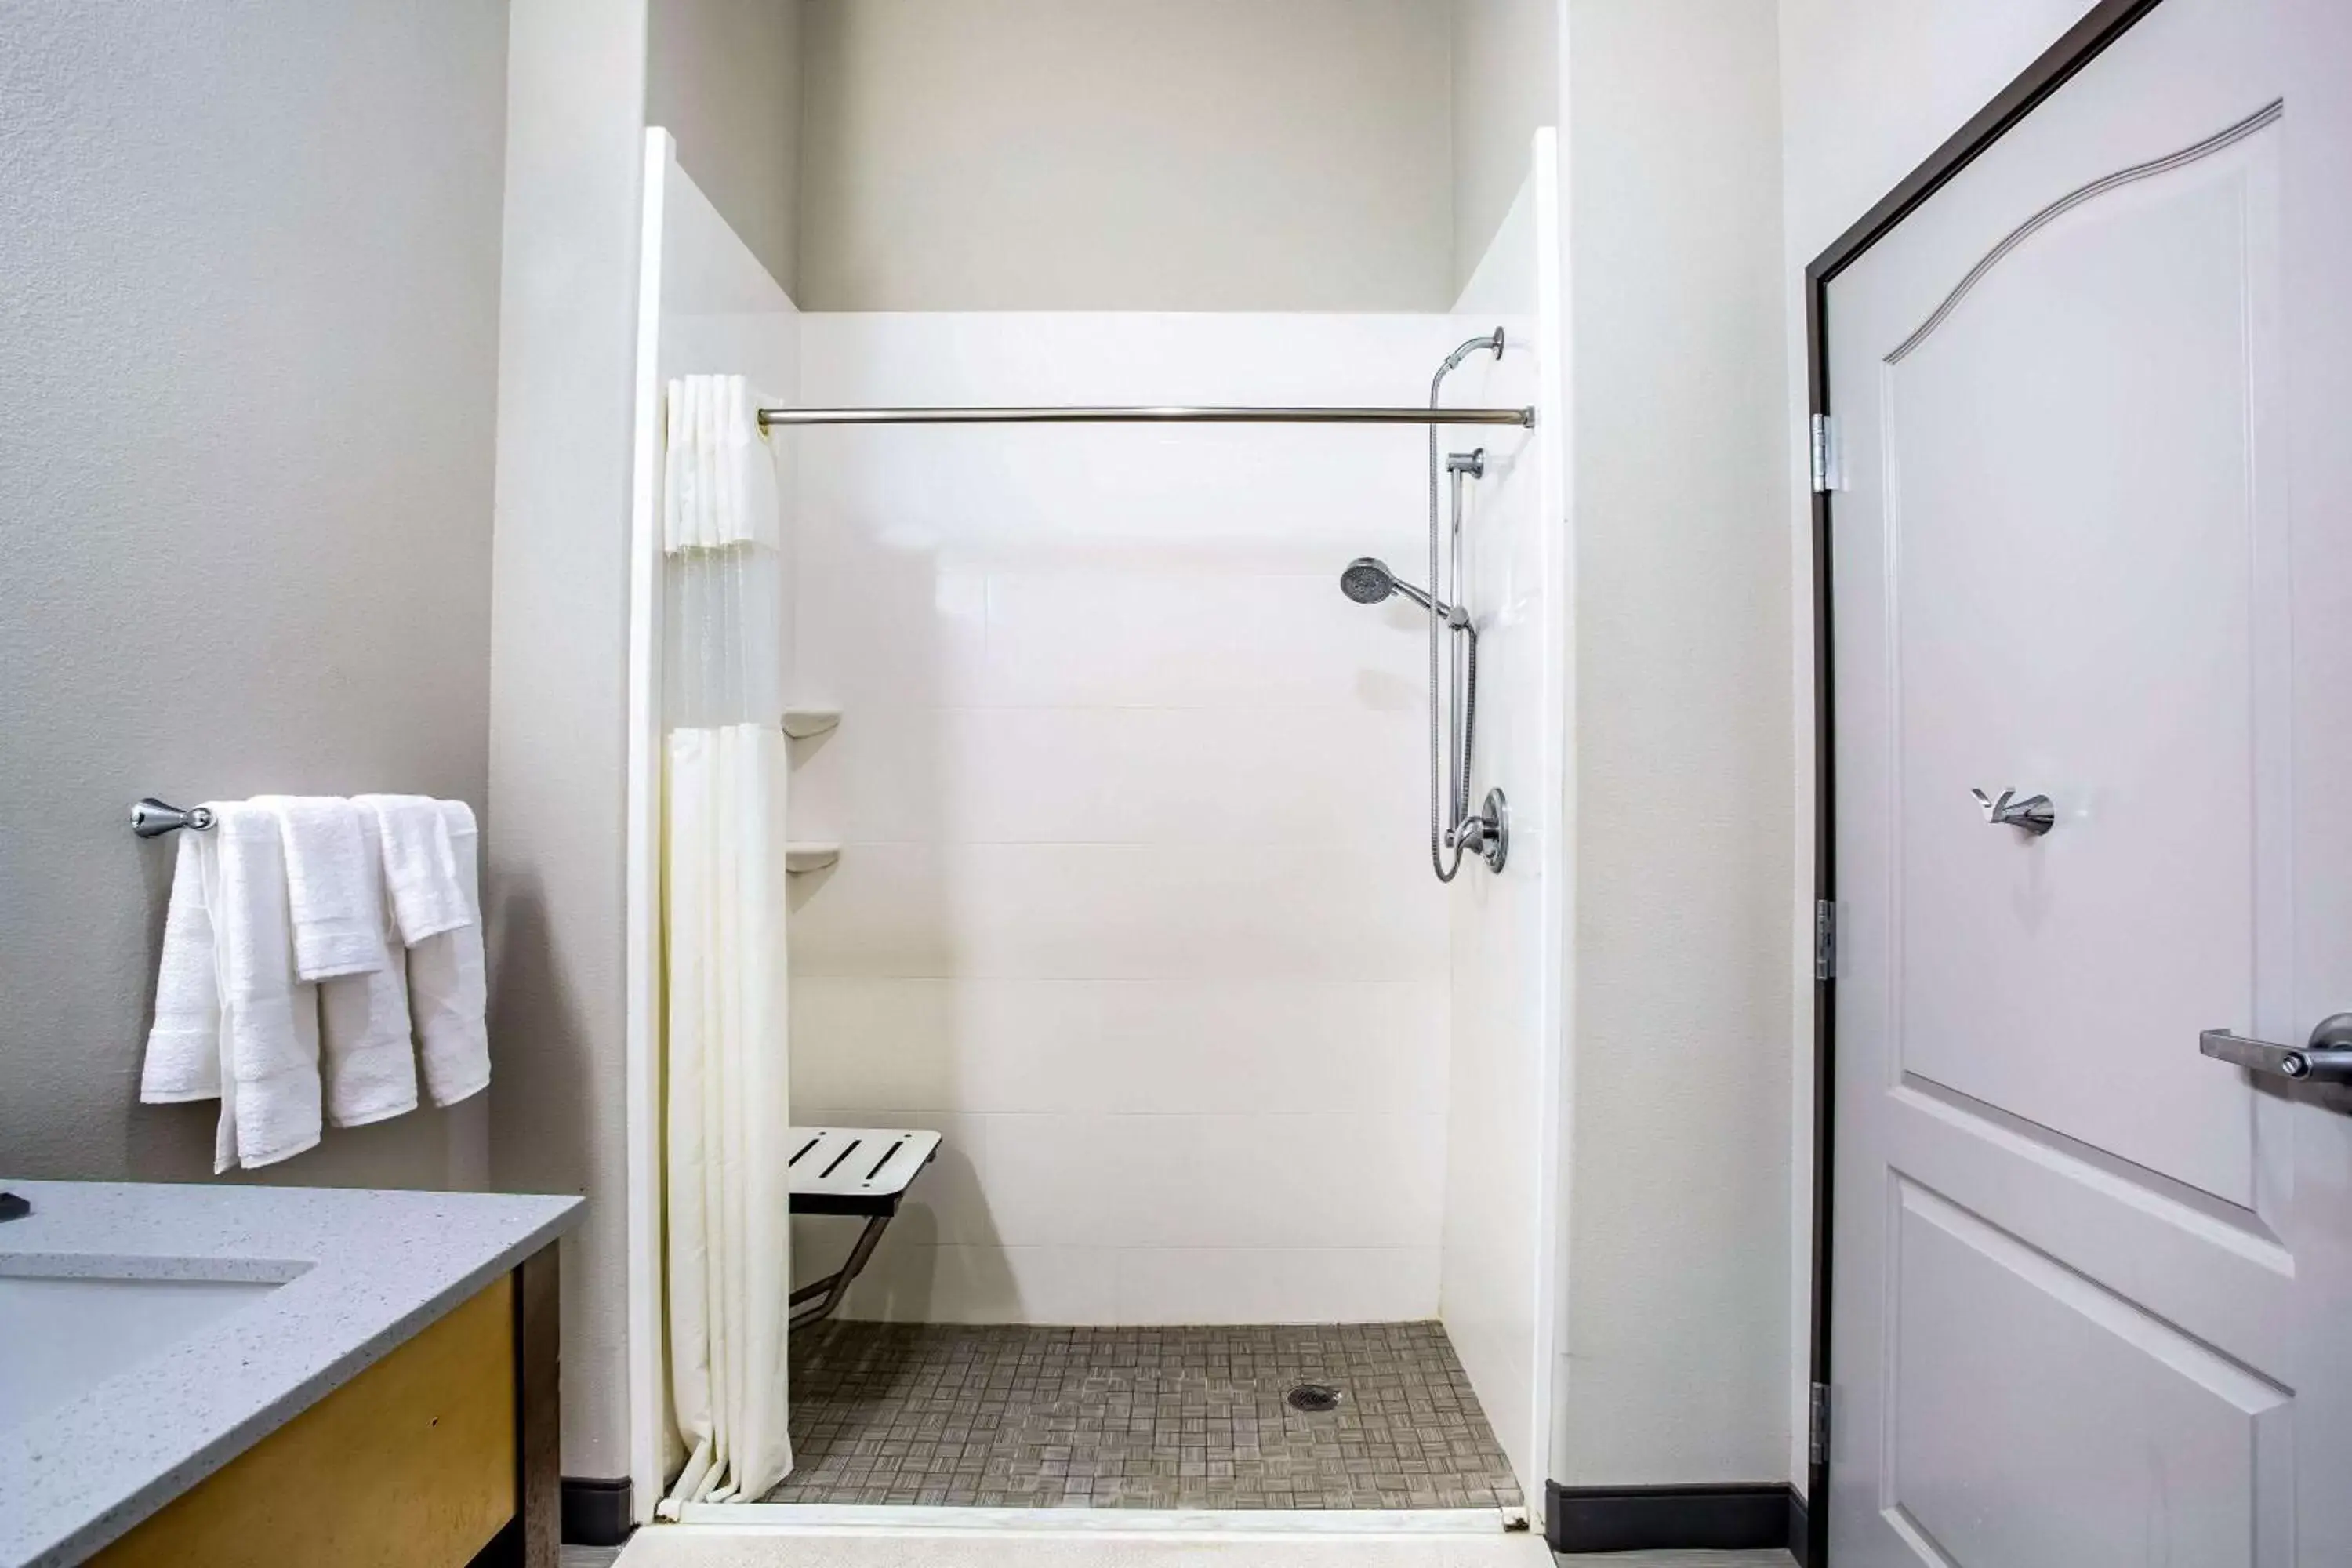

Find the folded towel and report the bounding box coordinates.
[408,800,490,1106]
[663,375,779,554]
[201,802,323,1171]
[354,794,468,944]
[140,830,222,1103]
[317,808,419,1127]
[256,796,386,982]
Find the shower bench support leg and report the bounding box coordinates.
[788,1211,891,1329]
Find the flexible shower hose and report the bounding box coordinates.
[1427,333,1496,883]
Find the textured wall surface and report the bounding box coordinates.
[485,0,649,1481]
[1561,0,1795,1488]
[795,0,1454,310]
[0,0,507,1187]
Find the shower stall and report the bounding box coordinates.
[623,125,1568,1531]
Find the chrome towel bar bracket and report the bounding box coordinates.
[131,798,213,837]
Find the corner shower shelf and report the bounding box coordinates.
[785,842,841,874]
[780,706,841,739]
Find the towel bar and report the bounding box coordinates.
[131,798,213,837]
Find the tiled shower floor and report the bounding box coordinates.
[761,1320,1523,1512]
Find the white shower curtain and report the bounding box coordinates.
[661,375,793,1507]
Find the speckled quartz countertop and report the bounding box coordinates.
[0,1180,582,1568]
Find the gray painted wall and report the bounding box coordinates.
[647,0,1557,313]
[1561,0,1795,1486]
[648,0,804,299]
[795,0,1455,310]
[1450,0,1559,297]
[485,0,650,1482]
[0,0,508,1188]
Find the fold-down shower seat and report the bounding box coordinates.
[786,1126,942,1327]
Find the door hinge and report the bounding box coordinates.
[1809,413,1841,493]
[1809,1381,1831,1465]
[1814,899,1837,982]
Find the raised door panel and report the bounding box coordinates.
[1886,1179,2288,1566]
[1886,119,2281,1210]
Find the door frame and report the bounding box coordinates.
[1801,2,2171,1562]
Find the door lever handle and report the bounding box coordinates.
[2201,1013,2352,1083]
[1972,787,2055,837]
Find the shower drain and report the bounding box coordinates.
[1285,1382,1344,1414]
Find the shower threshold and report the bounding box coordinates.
[750,1321,1524,1516]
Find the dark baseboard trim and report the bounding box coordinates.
[561,1476,633,1548]
[1546,1480,1802,1555]
[1788,1486,1812,1566]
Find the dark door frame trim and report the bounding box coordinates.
[1802,2,2168,1562]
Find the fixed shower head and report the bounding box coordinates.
[1341,557,1399,605]
[1437,327,1506,377]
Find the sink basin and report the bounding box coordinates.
[0,1262,300,1431]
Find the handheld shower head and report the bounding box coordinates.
[1340,557,1459,622]
[1341,557,1399,604]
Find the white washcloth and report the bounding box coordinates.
[201,802,323,1171]
[256,796,386,982]
[140,829,222,1103]
[317,808,419,1127]
[354,794,469,943]
[408,800,489,1106]
[663,375,779,553]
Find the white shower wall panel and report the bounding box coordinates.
[1437,143,1566,1504]
[784,312,1471,1324]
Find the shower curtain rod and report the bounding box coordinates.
[756,405,1537,428]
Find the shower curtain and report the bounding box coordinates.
[660,375,793,1507]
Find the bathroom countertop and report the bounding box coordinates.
[0,1179,582,1568]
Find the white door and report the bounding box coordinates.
[1827,0,2352,1561]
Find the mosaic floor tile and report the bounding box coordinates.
[762,1321,1523,1512]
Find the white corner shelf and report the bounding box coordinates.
[780,706,842,740]
[785,842,841,874]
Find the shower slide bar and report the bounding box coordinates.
[757,404,1535,428]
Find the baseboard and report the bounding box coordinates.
[1545,1481,1802,1555]
[561,1476,633,1547]
[1788,1487,1811,1566]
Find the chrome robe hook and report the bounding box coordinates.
[1971,787,2055,837]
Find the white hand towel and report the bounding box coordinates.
[256,796,387,982]
[201,802,323,1171]
[408,800,490,1106]
[140,829,222,1103]
[317,809,419,1127]
[354,794,468,943]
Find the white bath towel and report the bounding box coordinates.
[140,829,222,1104]
[256,796,386,982]
[406,799,489,1106]
[201,802,323,1171]
[354,793,469,944]
[317,808,419,1127]
[663,375,779,554]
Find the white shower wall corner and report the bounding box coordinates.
[782,145,1561,1353]
[1436,138,1568,1514]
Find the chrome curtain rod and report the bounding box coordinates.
[757,405,1536,428]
